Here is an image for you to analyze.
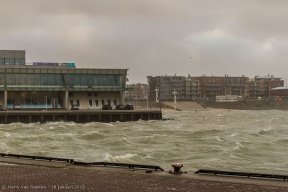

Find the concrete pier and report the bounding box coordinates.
[0,156,287,192]
[0,110,162,124]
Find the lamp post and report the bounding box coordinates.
[146,95,148,109]
[172,88,178,110]
[45,96,47,112]
[212,89,213,101]
[136,93,138,109]
[255,83,257,99]
[269,84,270,100]
[154,87,159,102]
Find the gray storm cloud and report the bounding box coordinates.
[1,0,288,83]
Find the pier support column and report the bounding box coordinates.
[41,115,44,123]
[65,91,69,110]
[4,91,7,110]
[121,91,124,105]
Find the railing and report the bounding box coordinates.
[195,169,288,181]
[0,153,164,171]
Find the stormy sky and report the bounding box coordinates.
[1,0,288,84]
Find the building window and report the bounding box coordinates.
[113,100,117,107]
[94,92,98,96]
[5,74,66,87]
[101,100,104,106]
[5,58,9,64]
[69,74,121,87]
[5,58,15,65]
[69,92,73,97]
[76,100,80,107]
[107,100,111,105]
[0,58,4,65]
[69,100,73,107]
[95,100,99,107]
[88,100,92,108]
[15,58,19,64]
[88,92,92,97]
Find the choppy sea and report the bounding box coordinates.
[0,110,288,174]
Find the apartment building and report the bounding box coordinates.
[254,75,284,98]
[198,75,225,100]
[147,74,283,101]
[248,80,265,98]
[194,75,248,100]
[147,75,186,101]
[184,75,201,99]
[224,75,249,97]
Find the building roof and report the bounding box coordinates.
[270,86,288,91]
[254,75,282,80]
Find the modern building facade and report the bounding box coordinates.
[0,50,25,65]
[0,50,132,110]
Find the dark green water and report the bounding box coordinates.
[0,110,287,174]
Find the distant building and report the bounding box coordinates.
[147,73,283,101]
[125,83,148,101]
[196,75,249,100]
[184,75,201,99]
[147,75,186,101]
[249,74,284,98]
[269,86,288,98]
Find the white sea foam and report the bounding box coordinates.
[102,123,114,126]
[103,153,137,162]
[268,118,278,123]
[215,136,224,141]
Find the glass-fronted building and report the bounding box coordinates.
[0,50,132,110]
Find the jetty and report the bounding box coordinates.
[0,110,162,124]
[0,154,287,191]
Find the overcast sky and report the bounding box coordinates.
[1,0,288,84]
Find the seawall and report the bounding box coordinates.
[0,110,162,124]
[197,100,288,110]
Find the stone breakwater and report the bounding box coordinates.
[198,100,288,110]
